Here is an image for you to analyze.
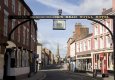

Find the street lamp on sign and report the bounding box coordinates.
[58,9,62,16]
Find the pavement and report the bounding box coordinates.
[62,63,114,80]
[80,72,114,80]
[65,71,114,80]
[23,71,46,80]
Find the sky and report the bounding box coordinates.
[25,0,112,58]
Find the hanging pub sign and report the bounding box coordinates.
[53,19,66,30]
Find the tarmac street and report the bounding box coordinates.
[22,64,114,80]
[42,64,103,80]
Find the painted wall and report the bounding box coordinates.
[9,67,30,76]
[70,42,75,57]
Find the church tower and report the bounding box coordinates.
[56,43,60,64]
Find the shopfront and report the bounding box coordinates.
[76,54,92,72]
[93,51,113,75]
[70,57,76,72]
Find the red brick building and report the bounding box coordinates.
[0,0,37,79]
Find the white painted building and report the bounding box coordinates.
[76,34,93,72]
[70,41,76,72]
[37,43,42,70]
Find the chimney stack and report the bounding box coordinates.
[112,0,115,11]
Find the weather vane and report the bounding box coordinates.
[58,9,62,16]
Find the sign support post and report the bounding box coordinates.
[113,17,115,80]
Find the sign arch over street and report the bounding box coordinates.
[8,14,115,78]
[9,15,114,19]
[8,15,114,39]
[7,8,115,78]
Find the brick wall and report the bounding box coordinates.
[0,0,37,52]
[74,23,89,41]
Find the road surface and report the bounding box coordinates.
[42,64,102,80]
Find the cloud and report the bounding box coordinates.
[37,33,67,55]
[36,0,112,15]
[42,40,57,53]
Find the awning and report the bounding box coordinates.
[6,41,16,48]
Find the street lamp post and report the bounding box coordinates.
[58,9,62,16]
[113,17,115,80]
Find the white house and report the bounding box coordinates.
[70,41,76,72]
[37,43,42,70]
[76,34,93,72]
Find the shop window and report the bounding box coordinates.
[26,29,29,46]
[20,50,29,67]
[23,50,26,67]
[108,53,110,68]
[111,52,114,61]
[100,61,102,68]
[22,50,25,67]
[97,54,100,69]
[97,54,99,60]
[4,10,8,36]
[23,26,26,45]
[95,54,97,62]
[12,0,15,13]
[15,49,17,67]
[111,53,114,66]
[11,19,15,40]
[16,49,20,67]
[25,50,29,66]
[18,26,20,42]
[18,49,22,67]
[15,48,26,68]
[11,49,16,68]
[18,1,21,15]
[24,50,28,67]
[20,49,23,67]
[4,0,8,6]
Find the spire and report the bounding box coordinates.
[55,43,60,64]
[56,43,60,58]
